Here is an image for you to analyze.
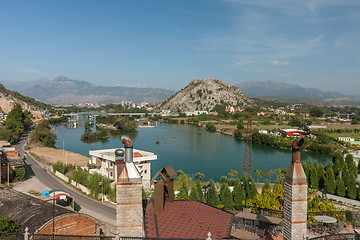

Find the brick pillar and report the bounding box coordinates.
[116,161,145,237]
[284,138,307,240]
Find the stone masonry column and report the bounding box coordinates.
[284,138,307,240]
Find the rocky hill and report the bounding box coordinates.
[2,76,174,105]
[0,84,45,120]
[159,78,252,113]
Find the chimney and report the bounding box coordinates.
[116,136,145,237]
[153,166,177,213]
[283,138,307,240]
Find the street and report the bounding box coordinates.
[13,127,116,226]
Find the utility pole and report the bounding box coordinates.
[243,113,252,174]
[7,162,9,186]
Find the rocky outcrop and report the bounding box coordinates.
[158,78,252,113]
[0,85,44,120]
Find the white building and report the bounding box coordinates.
[89,148,157,188]
[338,137,355,142]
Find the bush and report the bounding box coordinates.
[0,216,20,233]
[206,123,216,132]
[13,167,26,181]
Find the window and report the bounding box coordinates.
[110,161,113,168]
[144,170,147,174]
[110,171,113,178]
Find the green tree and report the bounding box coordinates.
[336,177,345,197]
[325,166,336,194]
[333,151,344,168]
[273,181,284,207]
[194,172,204,181]
[13,167,26,181]
[189,183,200,201]
[233,178,245,206]
[0,216,21,233]
[248,175,258,199]
[288,117,302,127]
[309,107,324,117]
[347,179,357,200]
[206,123,216,132]
[306,161,312,182]
[310,166,319,189]
[317,163,325,190]
[262,180,271,194]
[237,121,244,130]
[220,183,233,208]
[207,179,220,206]
[177,181,189,200]
[196,180,205,202]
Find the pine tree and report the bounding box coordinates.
[248,175,258,199]
[196,180,205,202]
[342,164,350,188]
[233,178,245,206]
[347,178,357,200]
[333,158,341,177]
[310,166,319,189]
[346,154,354,168]
[317,163,325,190]
[326,166,336,194]
[333,150,344,168]
[189,183,200,201]
[302,162,308,179]
[177,181,189,200]
[336,177,345,197]
[220,183,233,208]
[306,161,312,182]
[358,160,360,174]
[262,180,271,194]
[207,179,220,206]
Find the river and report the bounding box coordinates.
[54,121,331,182]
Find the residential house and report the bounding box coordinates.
[89,148,157,188]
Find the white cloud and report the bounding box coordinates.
[235,60,256,66]
[268,60,290,66]
[309,35,324,44]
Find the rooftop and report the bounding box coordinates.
[144,200,233,239]
[89,148,157,163]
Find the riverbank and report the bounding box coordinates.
[26,144,89,167]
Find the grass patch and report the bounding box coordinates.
[28,190,42,196]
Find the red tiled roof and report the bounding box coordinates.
[134,152,143,158]
[144,201,233,239]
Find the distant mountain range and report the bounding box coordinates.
[1,77,174,105]
[2,77,359,106]
[236,81,360,105]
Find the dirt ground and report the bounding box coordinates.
[29,146,90,167]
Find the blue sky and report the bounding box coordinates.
[0,0,359,94]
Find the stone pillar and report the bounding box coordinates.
[284,138,307,240]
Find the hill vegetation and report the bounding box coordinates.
[159,78,252,113]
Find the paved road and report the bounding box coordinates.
[14,127,116,226]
